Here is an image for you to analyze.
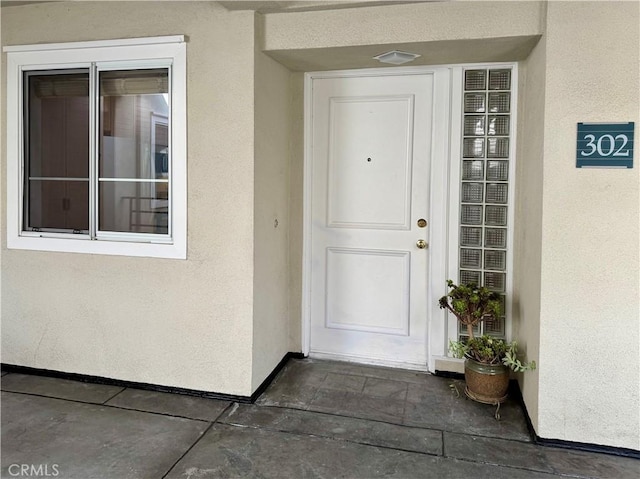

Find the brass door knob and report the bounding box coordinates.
[416,239,427,249]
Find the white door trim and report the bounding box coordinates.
[302,65,453,371]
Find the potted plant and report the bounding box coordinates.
[439,280,536,405]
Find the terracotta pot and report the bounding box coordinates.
[464,358,510,404]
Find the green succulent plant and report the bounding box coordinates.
[440,280,536,372]
[449,335,536,372]
[438,280,502,338]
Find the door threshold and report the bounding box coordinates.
[309,351,429,372]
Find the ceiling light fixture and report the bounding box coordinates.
[373,50,421,65]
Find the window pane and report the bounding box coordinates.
[462,160,484,180]
[24,71,89,231]
[26,72,89,178]
[27,179,89,231]
[99,181,168,235]
[99,69,169,181]
[460,227,482,247]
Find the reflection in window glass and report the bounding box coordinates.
[99,182,168,235]
[24,71,90,232]
[99,69,169,234]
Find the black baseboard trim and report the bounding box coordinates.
[534,436,640,460]
[1,352,306,405]
[249,351,305,402]
[1,363,254,403]
[433,370,464,380]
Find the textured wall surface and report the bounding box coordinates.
[513,31,547,436]
[287,72,305,352]
[263,1,544,50]
[536,1,639,450]
[1,1,257,396]
[252,14,292,390]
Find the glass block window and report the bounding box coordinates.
[458,67,512,339]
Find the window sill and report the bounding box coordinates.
[7,234,186,259]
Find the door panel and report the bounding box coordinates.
[310,73,434,367]
[327,96,414,229]
[326,248,410,335]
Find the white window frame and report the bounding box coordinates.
[4,36,187,259]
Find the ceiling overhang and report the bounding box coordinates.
[264,35,542,72]
[218,0,429,14]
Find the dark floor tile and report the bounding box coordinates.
[404,396,531,441]
[321,372,366,393]
[307,387,350,413]
[164,423,554,479]
[255,377,319,409]
[1,373,123,404]
[221,403,443,455]
[406,378,465,403]
[306,358,433,384]
[445,432,555,473]
[543,446,640,479]
[363,377,409,400]
[105,388,230,421]
[346,393,406,423]
[403,393,461,428]
[310,388,406,424]
[1,372,7,377]
[1,391,208,479]
[273,360,329,388]
[255,360,332,409]
[444,432,640,479]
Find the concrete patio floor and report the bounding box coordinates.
[1,358,638,478]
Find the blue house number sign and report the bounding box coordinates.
[577,122,634,168]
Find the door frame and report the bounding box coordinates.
[302,65,453,371]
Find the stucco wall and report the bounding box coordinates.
[288,72,305,352]
[536,1,639,450]
[1,1,257,396]
[263,1,544,51]
[514,32,547,436]
[252,15,292,390]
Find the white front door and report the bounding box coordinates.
[308,72,440,368]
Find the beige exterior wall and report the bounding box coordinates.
[252,15,293,390]
[288,72,305,352]
[1,1,258,396]
[514,31,547,436]
[263,1,543,50]
[536,1,639,449]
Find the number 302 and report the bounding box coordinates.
[581,133,631,157]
